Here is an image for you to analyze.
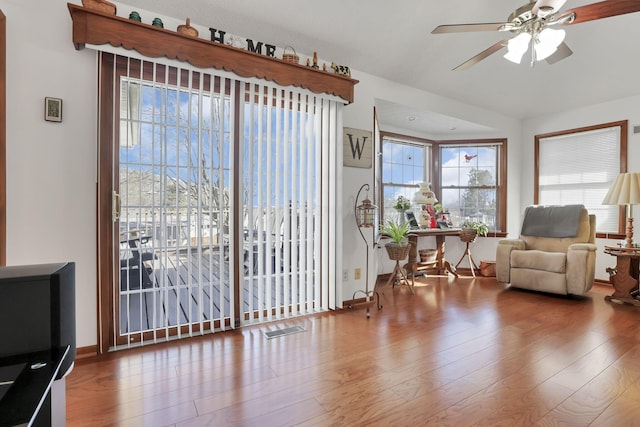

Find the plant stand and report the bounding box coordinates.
[455,241,479,277]
[455,228,479,277]
[384,243,414,294]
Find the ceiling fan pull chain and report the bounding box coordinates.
[530,32,536,67]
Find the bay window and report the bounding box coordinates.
[380,132,507,233]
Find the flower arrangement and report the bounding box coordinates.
[392,195,412,211]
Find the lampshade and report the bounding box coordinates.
[602,172,640,206]
[504,32,532,64]
[356,196,377,228]
[602,172,640,248]
[413,182,438,205]
[534,28,565,61]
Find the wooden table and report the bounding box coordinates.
[404,228,461,278]
[604,245,640,306]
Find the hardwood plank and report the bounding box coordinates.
[589,376,640,426]
[538,343,640,425]
[66,279,640,426]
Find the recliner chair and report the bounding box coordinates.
[496,205,597,295]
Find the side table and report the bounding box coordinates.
[604,245,640,306]
[404,229,460,279]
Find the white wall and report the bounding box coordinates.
[523,95,640,281]
[5,1,98,348]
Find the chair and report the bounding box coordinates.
[496,205,597,296]
[120,231,155,289]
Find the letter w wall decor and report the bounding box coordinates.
[343,127,372,168]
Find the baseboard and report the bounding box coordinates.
[76,345,98,360]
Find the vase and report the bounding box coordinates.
[396,209,407,225]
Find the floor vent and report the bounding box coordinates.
[263,325,306,340]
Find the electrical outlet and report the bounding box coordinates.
[354,268,361,280]
[343,270,348,281]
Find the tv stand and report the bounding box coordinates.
[0,346,70,426]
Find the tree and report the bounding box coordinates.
[460,168,495,220]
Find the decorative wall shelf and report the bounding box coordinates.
[68,3,357,103]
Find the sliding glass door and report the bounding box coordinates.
[98,53,342,351]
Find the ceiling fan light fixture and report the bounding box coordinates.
[537,5,555,18]
[534,27,566,61]
[504,32,531,64]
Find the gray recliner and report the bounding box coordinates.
[496,205,597,295]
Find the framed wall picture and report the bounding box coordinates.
[343,127,372,168]
[45,97,62,122]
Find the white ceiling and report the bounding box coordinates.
[122,0,640,134]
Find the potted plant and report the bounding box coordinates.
[380,220,411,260]
[459,219,489,243]
[392,195,412,212]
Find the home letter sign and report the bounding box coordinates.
[343,127,372,168]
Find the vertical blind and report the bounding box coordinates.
[538,125,621,233]
[109,50,343,348]
[241,82,342,324]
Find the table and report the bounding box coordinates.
[404,228,461,278]
[604,245,640,306]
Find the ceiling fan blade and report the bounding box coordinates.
[545,42,573,64]
[533,0,567,16]
[560,0,640,25]
[432,23,509,34]
[453,39,508,71]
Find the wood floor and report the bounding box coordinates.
[65,276,640,426]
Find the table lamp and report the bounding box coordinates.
[414,182,438,228]
[413,182,438,205]
[602,172,640,248]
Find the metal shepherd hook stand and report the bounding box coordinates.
[349,183,382,318]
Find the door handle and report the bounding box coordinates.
[113,190,121,222]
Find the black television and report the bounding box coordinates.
[0,262,76,379]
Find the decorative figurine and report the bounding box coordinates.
[331,63,351,76]
[82,0,116,15]
[129,11,141,22]
[152,18,164,28]
[177,18,199,37]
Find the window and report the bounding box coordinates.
[381,134,432,223]
[439,140,506,232]
[380,133,507,233]
[535,121,627,235]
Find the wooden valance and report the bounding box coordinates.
[68,3,357,103]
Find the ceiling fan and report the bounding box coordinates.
[432,0,640,71]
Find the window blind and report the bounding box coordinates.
[538,125,621,233]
